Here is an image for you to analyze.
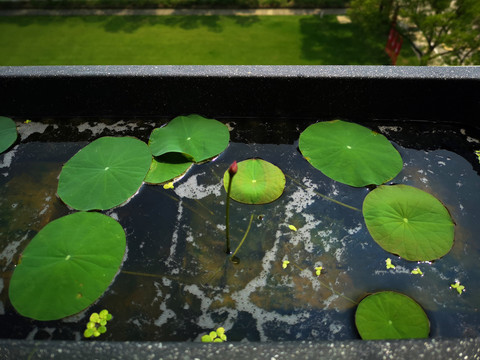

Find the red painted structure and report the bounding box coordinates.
[385,24,403,65]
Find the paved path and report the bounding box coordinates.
[0,7,346,16]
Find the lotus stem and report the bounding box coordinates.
[230,214,254,262]
[225,161,238,254]
[286,174,360,212]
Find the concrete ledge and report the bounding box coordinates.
[0,338,479,359]
[1,65,479,121]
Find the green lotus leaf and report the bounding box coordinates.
[0,116,17,154]
[223,159,285,204]
[298,120,403,187]
[355,291,430,340]
[148,114,230,162]
[57,136,152,211]
[363,184,454,261]
[145,152,193,185]
[9,212,126,321]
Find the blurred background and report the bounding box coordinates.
[0,0,478,66]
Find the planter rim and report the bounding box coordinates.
[1,65,480,79]
[0,66,479,359]
[1,65,479,119]
[0,338,479,359]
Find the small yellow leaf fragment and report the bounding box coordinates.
[216,327,227,341]
[451,280,465,295]
[163,182,174,190]
[201,335,212,342]
[475,150,480,163]
[282,260,290,269]
[385,258,395,270]
[90,313,100,323]
[202,327,227,342]
[288,225,297,231]
[315,266,323,276]
[24,120,31,124]
[411,267,423,275]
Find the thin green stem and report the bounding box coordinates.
[192,197,215,216]
[230,214,254,259]
[286,174,361,212]
[160,190,220,233]
[122,270,164,279]
[203,214,255,284]
[27,349,37,360]
[202,260,228,286]
[121,270,180,282]
[225,175,234,254]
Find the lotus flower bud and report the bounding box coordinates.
[228,161,238,176]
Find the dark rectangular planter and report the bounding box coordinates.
[0,65,479,360]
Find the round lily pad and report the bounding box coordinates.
[298,120,403,187]
[363,185,455,261]
[355,291,430,340]
[0,116,17,154]
[145,152,193,184]
[9,212,126,321]
[223,159,285,204]
[57,136,152,211]
[148,114,230,162]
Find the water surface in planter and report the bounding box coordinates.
[0,118,479,341]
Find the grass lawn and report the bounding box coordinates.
[0,15,419,65]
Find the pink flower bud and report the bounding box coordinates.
[228,161,238,176]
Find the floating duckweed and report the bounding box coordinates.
[201,335,212,342]
[385,258,396,269]
[451,281,465,294]
[411,268,423,275]
[201,327,227,343]
[315,266,323,276]
[84,328,95,338]
[288,225,297,231]
[163,182,175,190]
[84,309,113,338]
[282,260,290,269]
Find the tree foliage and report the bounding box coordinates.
[348,0,480,65]
[348,0,394,35]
